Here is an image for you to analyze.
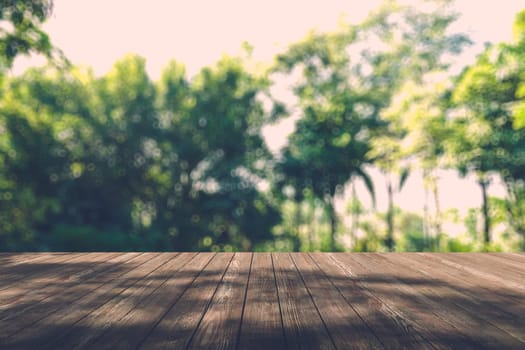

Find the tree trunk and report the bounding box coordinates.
[423,170,430,250]
[518,225,525,252]
[326,196,337,252]
[350,182,359,249]
[478,177,491,245]
[386,178,395,251]
[431,174,442,251]
[307,198,316,251]
[294,201,302,252]
[503,180,525,251]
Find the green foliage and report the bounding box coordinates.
[513,9,525,43]
[46,225,168,252]
[0,53,281,251]
[445,238,476,252]
[354,0,471,250]
[395,211,426,251]
[2,1,525,252]
[448,10,525,247]
[272,8,406,250]
[0,0,60,70]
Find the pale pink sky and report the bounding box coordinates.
[11,0,524,223]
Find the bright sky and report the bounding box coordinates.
[11,0,525,228]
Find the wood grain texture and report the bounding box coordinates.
[237,253,286,350]
[89,253,210,350]
[291,253,383,349]
[0,253,59,269]
[2,253,166,349]
[491,252,525,264]
[0,252,121,308]
[44,253,183,350]
[187,252,252,350]
[0,253,90,289]
[0,253,141,336]
[273,253,335,350]
[1,252,524,350]
[332,253,480,350]
[377,253,525,348]
[311,253,434,350]
[387,253,525,343]
[138,253,233,350]
[422,253,525,293]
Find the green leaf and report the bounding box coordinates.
[332,132,351,147]
[399,167,410,191]
[355,168,376,208]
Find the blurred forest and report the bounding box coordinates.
[1,0,525,252]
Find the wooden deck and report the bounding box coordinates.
[1,253,524,349]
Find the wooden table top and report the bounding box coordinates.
[0,252,524,349]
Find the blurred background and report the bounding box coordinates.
[1,0,525,252]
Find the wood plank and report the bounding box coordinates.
[41,253,188,350]
[311,253,433,350]
[187,253,252,349]
[237,253,286,350]
[400,253,525,310]
[0,253,148,340]
[387,253,525,343]
[0,252,67,262]
[0,253,60,269]
[0,252,82,274]
[1,252,167,349]
[0,252,120,307]
[422,253,525,293]
[272,253,335,350]
[0,253,89,288]
[138,253,233,350]
[352,253,524,349]
[0,253,139,323]
[0,252,111,287]
[506,252,525,260]
[447,253,525,279]
[489,252,525,264]
[332,253,480,350]
[291,253,383,349]
[88,253,214,350]
[409,253,525,304]
[2,252,523,349]
[476,253,525,273]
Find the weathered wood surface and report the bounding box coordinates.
[1,253,524,349]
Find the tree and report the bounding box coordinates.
[272,0,470,252]
[273,29,378,251]
[384,79,452,248]
[153,54,281,251]
[0,52,282,251]
[512,9,525,128]
[450,28,525,246]
[0,0,59,71]
[347,181,365,247]
[0,57,161,250]
[361,0,470,250]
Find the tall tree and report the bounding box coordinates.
[361,0,470,250]
[450,28,525,246]
[274,29,378,251]
[273,0,470,251]
[384,78,452,248]
[0,57,161,249]
[0,53,282,251]
[153,54,281,251]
